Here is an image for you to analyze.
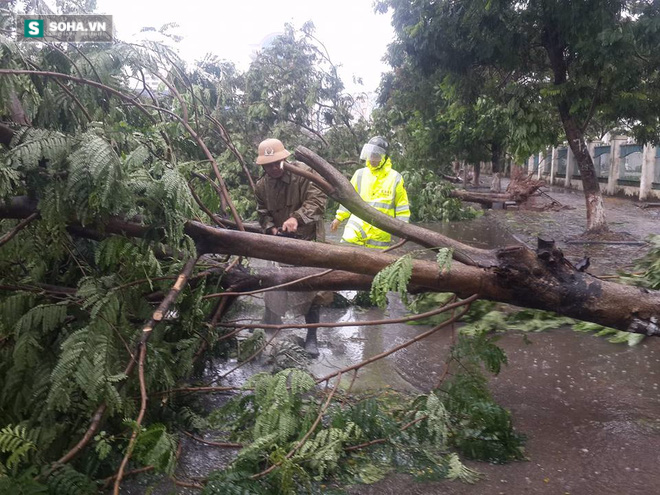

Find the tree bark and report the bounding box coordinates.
[450,189,511,206]
[559,103,608,233]
[543,23,608,234]
[449,176,542,206]
[490,141,502,193]
[191,225,660,335]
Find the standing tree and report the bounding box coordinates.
[378,0,660,234]
[377,47,514,192]
[241,22,369,163]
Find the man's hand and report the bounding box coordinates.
[281,216,298,233]
[330,219,341,232]
[268,227,278,236]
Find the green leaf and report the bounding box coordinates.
[436,248,453,274]
[370,254,413,308]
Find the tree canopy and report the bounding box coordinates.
[377,0,660,231]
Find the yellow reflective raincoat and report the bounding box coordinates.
[335,157,410,249]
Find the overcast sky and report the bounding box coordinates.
[94,0,394,97]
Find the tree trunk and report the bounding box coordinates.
[5,196,657,335]
[450,190,511,206]
[543,24,608,234]
[559,104,608,233]
[490,141,502,193]
[72,214,660,335]
[449,176,542,206]
[4,141,659,336]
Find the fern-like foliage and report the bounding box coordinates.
[443,336,525,462]
[293,423,360,478]
[95,236,162,282]
[572,321,645,346]
[14,303,68,337]
[248,369,315,442]
[133,423,177,474]
[409,393,449,446]
[150,166,199,244]
[466,306,645,346]
[67,129,129,218]
[266,446,312,495]
[445,452,480,483]
[237,328,266,363]
[332,397,398,441]
[45,464,96,495]
[46,319,125,414]
[1,301,71,418]
[76,275,120,322]
[0,475,47,494]
[436,247,453,274]
[620,234,660,290]
[0,425,37,473]
[370,253,413,308]
[7,127,69,171]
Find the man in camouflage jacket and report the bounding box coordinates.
[254,138,328,357]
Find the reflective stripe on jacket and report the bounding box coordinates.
[335,157,410,249]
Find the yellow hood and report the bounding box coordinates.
[366,156,392,176]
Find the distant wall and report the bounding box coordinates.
[522,136,660,201]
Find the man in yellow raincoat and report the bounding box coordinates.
[331,136,410,248]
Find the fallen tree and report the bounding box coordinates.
[2,169,658,335]
[448,175,545,208]
[0,43,659,493]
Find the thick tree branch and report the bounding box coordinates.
[293,146,496,267]
[282,161,335,195]
[3,200,659,335]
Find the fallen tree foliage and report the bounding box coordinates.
[0,34,658,494]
